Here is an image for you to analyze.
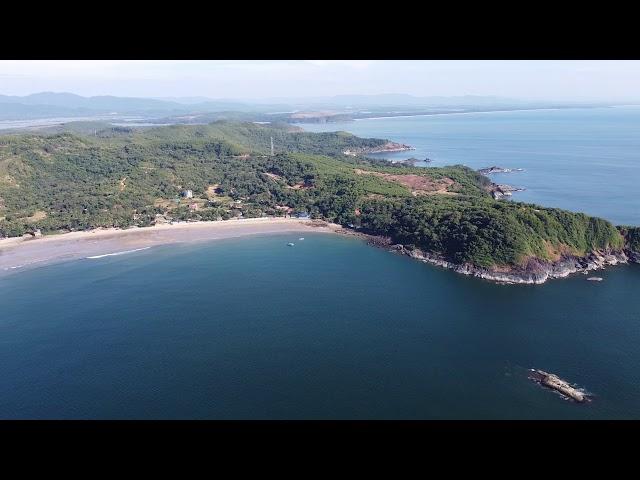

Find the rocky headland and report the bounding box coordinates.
[478,166,524,175]
[489,184,526,199]
[393,244,638,284]
[336,226,640,284]
[343,141,415,156]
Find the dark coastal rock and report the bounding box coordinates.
[343,141,415,156]
[397,158,419,166]
[395,157,433,167]
[478,166,524,175]
[490,183,526,199]
[365,235,393,248]
[396,247,629,284]
[626,249,640,263]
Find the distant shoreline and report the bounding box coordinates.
[0,218,341,276]
[351,106,603,122]
[292,105,630,125]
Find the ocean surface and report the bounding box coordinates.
[302,106,640,226]
[1,107,639,419]
[1,233,639,419]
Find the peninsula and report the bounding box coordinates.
[1,121,638,283]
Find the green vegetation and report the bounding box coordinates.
[619,226,640,252]
[0,122,406,236]
[358,197,623,267]
[0,121,631,269]
[131,121,391,157]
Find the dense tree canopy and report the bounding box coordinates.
[0,121,633,267]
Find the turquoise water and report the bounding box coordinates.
[1,233,639,419]
[302,107,640,226]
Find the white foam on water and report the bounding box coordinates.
[86,247,151,259]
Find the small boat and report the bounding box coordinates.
[298,237,305,241]
[287,242,295,247]
[587,277,603,282]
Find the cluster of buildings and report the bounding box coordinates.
[172,189,310,221]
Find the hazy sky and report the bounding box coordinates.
[1,60,639,101]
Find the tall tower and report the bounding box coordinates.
[270,136,274,156]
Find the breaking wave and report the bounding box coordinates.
[86,247,151,259]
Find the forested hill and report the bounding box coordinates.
[0,121,637,270]
[28,120,389,157]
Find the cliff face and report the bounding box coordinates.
[620,227,640,264]
[618,226,640,263]
[390,244,631,284]
[626,249,640,264]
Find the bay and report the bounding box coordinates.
[0,233,639,419]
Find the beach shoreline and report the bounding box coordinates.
[0,218,342,276]
[4,216,635,284]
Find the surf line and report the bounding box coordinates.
[86,247,151,259]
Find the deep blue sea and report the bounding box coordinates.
[1,107,639,419]
[1,234,640,419]
[303,106,640,226]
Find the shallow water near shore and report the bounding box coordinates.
[1,233,639,419]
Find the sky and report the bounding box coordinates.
[1,60,639,102]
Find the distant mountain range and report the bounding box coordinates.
[0,92,630,122]
[0,92,276,120]
[0,92,182,110]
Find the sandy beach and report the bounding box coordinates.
[0,218,342,276]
